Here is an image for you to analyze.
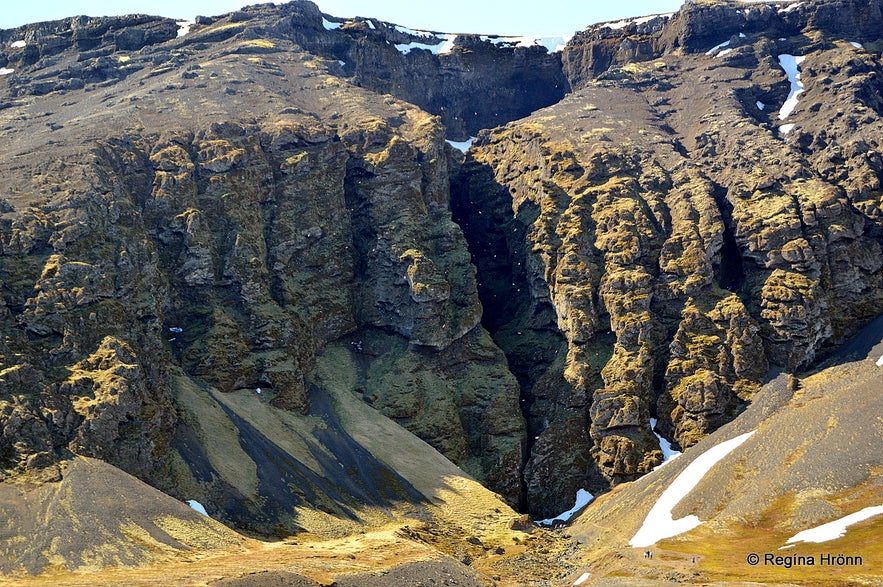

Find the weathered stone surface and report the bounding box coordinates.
[457,0,883,497]
[0,1,528,525]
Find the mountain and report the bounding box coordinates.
[0,0,880,585]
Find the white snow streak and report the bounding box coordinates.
[602,13,672,30]
[446,137,475,152]
[538,489,594,526]
[779,123,796,135]
[876,353,883,367]
[176,20,194,37]
[629,431,755,548]
[394,25,434,38]
[573,572,591,586]
[187,500,209,516]
[10,40,26,48]
[0,68,14,76]
[395,34,457,55]
[481,35,573,53]
[851,41,863,49]
[779,2,803,13]
[777,54,806,119]
[604,19,631,30]
[716,48,733,58]
[322,17,342,30]
[705,40,731,56]
[757,101,766,110]
[786,505,883,544]
[650,418,681,469]
[633,16,656,25]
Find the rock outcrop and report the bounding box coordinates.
[455,0,883,505]
[0,1,525,532]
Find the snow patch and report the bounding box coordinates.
[705,40,731,56]
[850,41,863,49]
[757,101,766,110]
[573,572,591,586]
[786,505,883,544]
[876,353,883,367]
[480,35,573,53]
[779,2,803,13]
[338,60,345,67]
[187,500,209,516]
[169,326,183,333]
[0,68,14,76]
[538,489,594,526]
[779,123,796,135]
[629,431,755,548]
[603,13,672,30]
[446,137,475,152]
[322,17,342,30]
[366,20,375,29]
[777,54,805,119]
[396,34,457,55]
[176,20,194,37]
[716,48,733,58]
[739,32,746,38]
[635,14,672,25]
[604,19,631,30]
[650,418,681,469]
[10,40,26,48]
[394,25,434,38]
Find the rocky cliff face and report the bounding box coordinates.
[0,0,881,535]
[455,0,883,511]
[0,2,525,534]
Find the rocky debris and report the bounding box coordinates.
[211,572,322,587]
[507,514,533,532]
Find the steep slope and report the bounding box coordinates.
[0,456,246,576]
[564,316,883,586]
[454,0,883,515]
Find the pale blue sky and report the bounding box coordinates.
[1,1,688,36]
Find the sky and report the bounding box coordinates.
[0,0,688,36]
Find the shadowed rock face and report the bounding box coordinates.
[0,0,881,530]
